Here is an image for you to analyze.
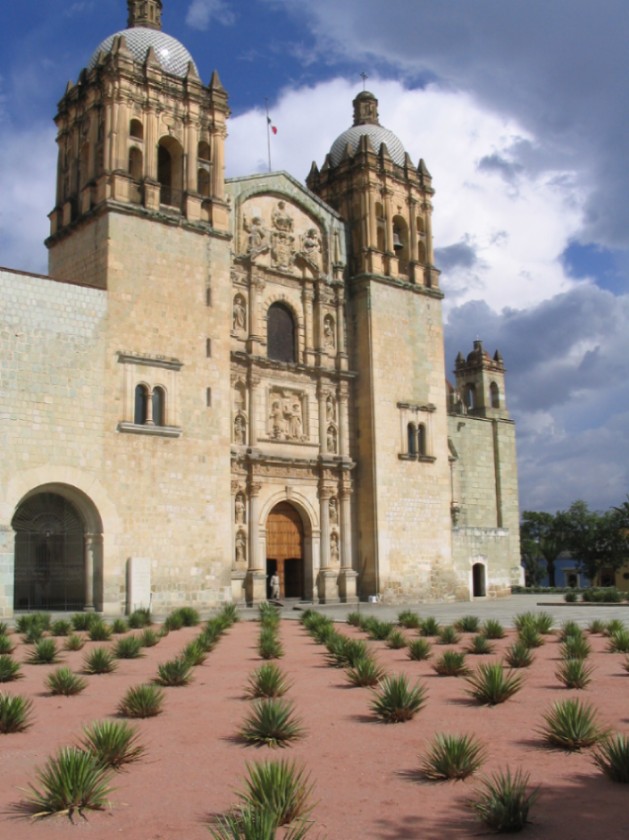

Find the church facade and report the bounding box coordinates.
[0,1,521,617]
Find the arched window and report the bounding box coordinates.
[267,303,296,363]
[417,423,427,456]
[392,214,409,274]
[376,202,385,251]
[198,141,211,161]
[157,136,184,208]
[197,168,210,196]
[490,381,500,409]
[80,142,91,188]
[129,147,143,181]
[465,384,476,410]
[407,423,417,456]
[130,119,144,140]
[152,387,165,426]
[134,384,149,425]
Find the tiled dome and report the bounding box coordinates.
[88,27,197,78]
[329,124,407,167]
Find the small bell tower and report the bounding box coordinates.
[128,0,163,30]
[453,340,509,420]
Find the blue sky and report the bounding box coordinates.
[1,0,629,515]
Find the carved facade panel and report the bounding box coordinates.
[267,388,308,442]
[238,196,327,278]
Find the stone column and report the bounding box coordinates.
[367,187,377,249]
[424,200,435,265]
[245,481,266,604]
[409,198,418,263]
[335,287,347,370]
[248,274,265,355]
[248,374,260,446]
[338,384,350,457]
[146,107,157,180]
[84,533,98,612]
[211,128,226,201]
[317,485,339,603]
[338,483,358,602]
[302,286,315,365]
[317,383,327,455]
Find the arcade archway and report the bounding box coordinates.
[266,502,304,599]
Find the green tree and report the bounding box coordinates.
[520,511,565,586]
[557,500,629,583]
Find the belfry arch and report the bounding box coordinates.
[11,485,103,612]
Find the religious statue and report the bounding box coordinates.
[235,493,246,524]
[327,425,337,454]
[244,215,268,260]
[329,496,338,525]
[326,394,336,423]
[235,530,246,568]
[330,532,340,565]
[234,414,246,444]
[323,315,335,350]
[232,295,246,333]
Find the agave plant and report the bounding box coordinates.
[46,667,87,697]
[607,628,629,653]
[364,618,394,641]
[176,606,201,627]
[0,635,14,655]
[83,647,117,675]
[467,635,494,656]
[593,734,629,783]
[558,620,583,641]
[465,662,524,705]
[113,635,143,659]
[470,767,538,832]
[540,698,606,750]
[370,674,427,723]
[183,640,208,667]
[437,625,460,645]
[139,628,159,648]
[64,634,85,652]
[0,655,21,682]
[118,684,164,718]
[587,618,606,635]
[258,626,284,660]
[111,618,128,634]
[420,733,486,780]
[432,650,469,677]
[347,611,365,628]
[0,691,33,733]
[397,610,421,629]
[555,658,594,690]
[219,603,239,626]
[246,663,291,698]
[514,611,553,634]
[50,620,72,637]
[419,617,441,637]
[517,624,544,649]
[345,656,386,687]
[386,629,408,650]
[155,657,193,686]
[481,619,505,640]
[325,634,368,668]
[88,621,112,642]
[27,638,59,665]
[504,640,534,669]
[128,608,152,629]
[81,720,145,769]
[163,611,184,632]
[239,698,305,747]
[237,759,314,827]
[407,638,432,661]
[560,635,591,660]
[455,615,481,633]
[70,612,95,632]
[23,747,113,820]
[209,806,279,840]
[604,619,625,637]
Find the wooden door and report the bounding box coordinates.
[266,503,304,598]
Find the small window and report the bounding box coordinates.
[465,384,476,410]
[206,287,212,307]
[407,423,417,456]
[418,423,427,456]
[198,168,210,196]
[134,384,149,425]
[267,303,296,363]
[130,119,144,140]
[152,387,165,426]
[129,147,143,181]
[198,141,211,161]
[490,381,500,409]
[206,387,212,407]
[206,338,212,358]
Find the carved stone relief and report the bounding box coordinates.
[325,394,336,424]
[267,389,307,442]
[323,314,335,351]
[329,496,338,525]
[232,294,247,334]
[234,529,247,570]
[244,215,269,261]
[234,414,246,445]
[330,532,340,566]
[326,425,337,454]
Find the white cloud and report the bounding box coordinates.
[186,0,236,30]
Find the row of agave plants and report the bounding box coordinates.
[0,604,239,820]
[297,608,629,833]
[210,602,319,840]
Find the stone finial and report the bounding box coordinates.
[128,0,163,30]
[352,90,379,126]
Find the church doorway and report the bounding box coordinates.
[472,562,487,597]
[12,492,86,611]
[266,502,304,599]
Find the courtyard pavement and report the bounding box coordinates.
[239,593,629,628]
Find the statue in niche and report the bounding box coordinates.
[329,496,338,525]
[327,425,337,454]
[323,315,335,350]
[330,532,340,566]
[235,493,246,524]
[272,200,293,232]
[235,530,247,569]
[244,215,269,260]
[300,227,322,271]
[232,295,246,333]
[272,231,295,272]
[326,394,336,423]
[234,414,246,445]
[288,400,303,440]
[270,399,287,439]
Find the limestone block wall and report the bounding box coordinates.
[452,527,520,597]
[448,413,521,590]
[351,279,453,601]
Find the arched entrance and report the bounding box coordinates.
[12,492,86,611]
[266,502,304,599]
[472,562,487,597]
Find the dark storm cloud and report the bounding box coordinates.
[435,240,477,272]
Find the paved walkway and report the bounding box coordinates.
[239,593,629,628]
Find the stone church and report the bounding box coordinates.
[0,1,521,618]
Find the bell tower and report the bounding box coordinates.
[307,92,453,600]
[127,0,163,29]
[47,0,230,285]
[453,340,510,420]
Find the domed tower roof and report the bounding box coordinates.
[328,90,407,167]
[88,0,198,78]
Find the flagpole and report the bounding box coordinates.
[265,98,272,172]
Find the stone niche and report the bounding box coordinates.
[238,196,326,279]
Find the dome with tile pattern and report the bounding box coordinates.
[88,27,197,79]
